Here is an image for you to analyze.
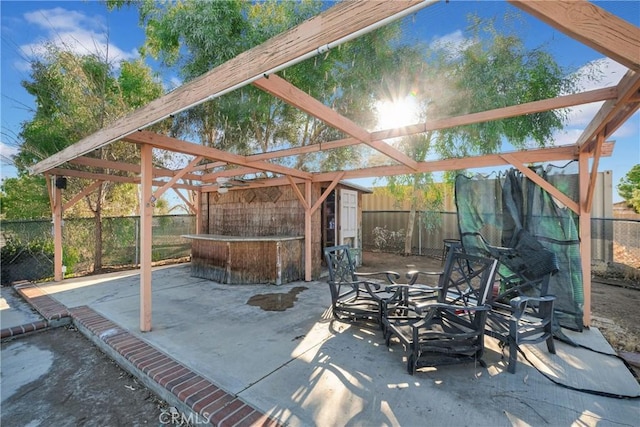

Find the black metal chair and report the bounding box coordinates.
[477,230,559,373]
[382,251,498,375]
[323,245,400,326]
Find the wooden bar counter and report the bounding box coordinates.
[182,235,304,285]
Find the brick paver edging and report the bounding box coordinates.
[12,282,71,324]
[70,306,281,427]
[1,319,50,339]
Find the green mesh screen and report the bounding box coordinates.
[455,163,583,331]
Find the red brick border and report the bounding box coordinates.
[70,306,281,427]
[8,283,281,426]
[13,282,70,321]
[0,319,49,339]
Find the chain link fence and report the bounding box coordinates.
[1,215,195,285]
[3,212,637,285]
[362,211,640,280]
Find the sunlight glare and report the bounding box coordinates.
[376,95,420,131]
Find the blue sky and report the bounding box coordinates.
[1,1,639,203]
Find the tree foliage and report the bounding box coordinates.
[123,0,406,173]
[618,164,640,213]
[8,43,163,269]
[0,173,50,219]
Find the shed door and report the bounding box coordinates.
[339,189,357,248]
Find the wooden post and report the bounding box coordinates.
[53,177,63,281]
[140,144,153,332]
[579,151,592,327]
[195,190,202,234]
[305,181,312,282]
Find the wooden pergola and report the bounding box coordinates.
[29,1,640,332]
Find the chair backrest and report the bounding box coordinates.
[439,251,499,309]
[323,245,357,283]
[486,229,559,306]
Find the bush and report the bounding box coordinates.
[372,226,405,253]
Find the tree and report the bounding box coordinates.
[122,0,405,173]
[13,44,163,271]
[618,164,640,213]
[380,14,582,255]
[0,173,50,219]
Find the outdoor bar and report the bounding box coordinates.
[182,234,304,285]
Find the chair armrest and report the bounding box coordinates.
[355,271,401,284]
[509,294,556,318]
[405,270,444,286]
[383,284,441,304]
[330,279,381,294]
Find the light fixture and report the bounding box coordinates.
[218,187,229,194]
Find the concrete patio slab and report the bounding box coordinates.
[18,264,640,426]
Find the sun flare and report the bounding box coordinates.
[376,96,420,131]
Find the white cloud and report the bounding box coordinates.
[0,140,20,167]
[18,7,138,68]
[428,30,474,60]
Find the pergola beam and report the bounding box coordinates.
[510,0,640,71]
[245,86,617,165]
[500,153,580,214]
[48,168,199,191]
[375,87,619,140]
[253,75,419,169]
[71,156,202,180]
[152,156,203,201]
[312,144,613,181]
[125,131,312,180]
[586,133,605,212]
[576,71,640,151]
[63,180,104,211]
[172,188,196,214]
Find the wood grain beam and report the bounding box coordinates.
[152,156,203,200]
[200,167,263,182]
[253,75,418,169]
[586,133,605,213]
[500,153,580,214]
[29,1,429,175]
[71,156,202,180]
[48,167,199,190]
[248,137,359,162]
[245,87,616,164]
[510,0,640,71]
[311,173,345,215]
[287,175,310,211]
[577,71,640,151]
[63,180,104,211]
[172,188,195,213]
[124,131,312,180]
[374,87,618,140]
[254,75,371,142]
[312,143,613,181]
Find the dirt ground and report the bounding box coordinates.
[358,251,640,354]
[1,326,169,426]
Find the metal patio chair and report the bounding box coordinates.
[323,245,400,326]
[474,229,559,373]
[382,251,498,375]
